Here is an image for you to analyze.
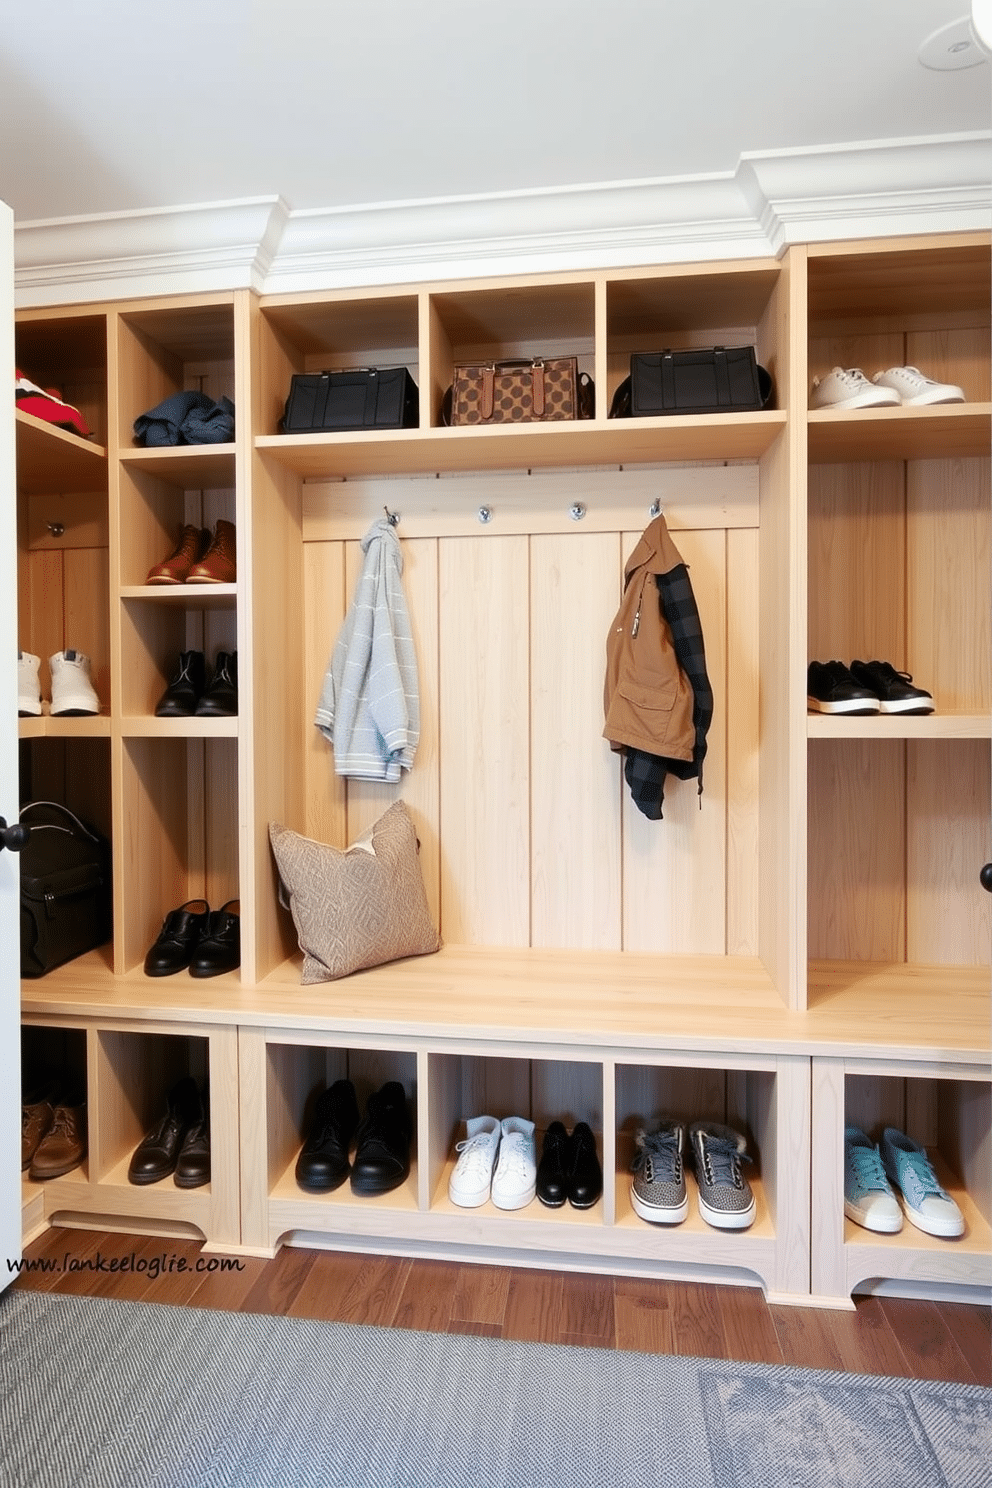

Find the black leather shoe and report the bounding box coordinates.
[189,899,240,978]
[144,899,210,976]
[536,1121,569,1207]
[195,651,238,717]
[174,1087,210,1189]
[154,649,206,717]
[128,1077,200,1185]
[567,1121,603,1209]
[350,1081,411,1196]
[295,1079,360,1193]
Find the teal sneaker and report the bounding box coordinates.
[881,1127,964,1238]
[844,1127,902,1233]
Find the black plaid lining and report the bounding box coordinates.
[623,564,713,821]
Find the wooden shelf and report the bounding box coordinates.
[807,403,991,463]
[120,716,239,738]
[807,712,991,740]
[120,584,237,609]
[18,714,109,739]
[15,409,107,494]
[257,412,787,478]
[119,444,236,488]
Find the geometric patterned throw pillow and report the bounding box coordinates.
[269,800,441,983]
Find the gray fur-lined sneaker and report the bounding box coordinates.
[688,1122,756,1230]
[630,1123,688,1224]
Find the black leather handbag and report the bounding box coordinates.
[282,367,419,433]
[610,346,772,417]
[19,801,112,978]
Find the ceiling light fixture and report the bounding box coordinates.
[918,15,989,68]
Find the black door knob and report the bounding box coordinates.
[0,816,30,852]
[981,864,992,894]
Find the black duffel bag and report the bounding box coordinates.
[610,345,772,418]
[282,367,419,433]
[19,801,112,978]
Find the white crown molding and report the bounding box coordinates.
[13,134,991,307]
[14,197,291,306]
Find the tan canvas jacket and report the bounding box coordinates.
[603,514,696,762]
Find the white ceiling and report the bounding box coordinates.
[1,0,988,225]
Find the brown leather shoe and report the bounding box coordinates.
[145,524,211,585]
[29,1097,87,1180]
[187,518,236,584]
[22,1097,54,1170]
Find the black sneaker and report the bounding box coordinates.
[807,660,879,715]
[849,659,934,715]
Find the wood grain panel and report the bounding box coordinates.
[906,739,991,966]
[907,457,990,714]
[807,462,906,667]
[907,326,991,404]
[303,539,347,847]
[726,526,760,955]
[807,739,906,963]
[438,534,530,946]
[530,530,622,949]
[622,526,728,954]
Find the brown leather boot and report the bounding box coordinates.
[29,1096,87,1180]
[187,518,236,584]
[145,524,211,585]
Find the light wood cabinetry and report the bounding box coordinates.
[16,235,990,1303]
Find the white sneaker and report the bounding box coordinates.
[490,1116,536,1211]
[810,367,900,410]
[448,1115,501,1208]
[17,651,42,716]
[49,649,99,716]
[871,366,965,407]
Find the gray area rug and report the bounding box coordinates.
[1,1289,989,1488]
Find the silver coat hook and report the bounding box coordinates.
[383,506,400,527]
[649,499,663,518]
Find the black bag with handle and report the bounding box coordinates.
[19,801,112,977]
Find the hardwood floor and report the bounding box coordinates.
[11,1225,991,1386]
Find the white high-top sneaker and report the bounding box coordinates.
[17,651,42,716]
[49,649,100,716]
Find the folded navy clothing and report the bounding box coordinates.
[134,391,235,446]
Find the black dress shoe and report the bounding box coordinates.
[295,1079,360,1192]
[128,1077,200,1185]
[195,651,238,717]
[154,649,206,717]
[144,899,210,976]
[536,1121,569,1207]
[350,1081,411,1196]
[174,1087,210,1189]
[567,1121,603,1209]
[189,899,240,978]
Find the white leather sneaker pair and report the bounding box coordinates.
[810,365,965,410]
[18,649,100,717]
[448,1115,536,1211]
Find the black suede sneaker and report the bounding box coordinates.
[849,659,934,715]
[807,660,879,715]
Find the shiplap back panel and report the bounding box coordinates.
[302,465,760,957]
